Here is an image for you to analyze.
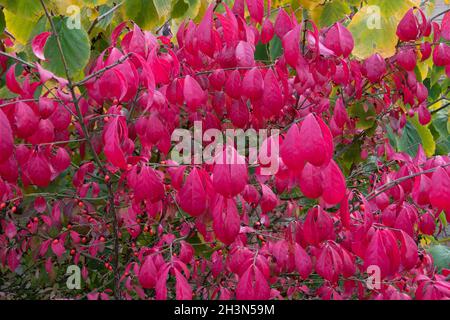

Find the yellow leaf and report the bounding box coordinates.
[348,0,420,59]
[310,0,351,28]
[4,9,36,44]
[416,59,429,80]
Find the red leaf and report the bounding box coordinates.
[396,8,419,41]
[261,18,274,44]
[324,23,354,58]
[274,8,293,38]
[442,11,450,41]
[212,196,241,245]
[174,268,192,300]
[245,0,264,24]
[183,75,207,110]
[197,3,215,57]
[302,207,334,246]
[294,243,312,279]
[315,242,343,283]
[262,69,283,117]
[282,24,300,68]
[432,43,450,66]
[133,166,165,203]
[235,41,255,67]
[103,116,128,170]
[321,160,346,205]
[236,265,271,300]
[280,123,305,171]
[242,67,264,101]
[298,114,333,167]
[178,168,207,217]
[429,167,450,211]
[260,184,278,213]
[225,69,242,99]
[6,64,23,95]
[212,146,248,197]
[363,54,386,83]
[396,230,418,270]
[299,162,323,199]
[26,152,51,187]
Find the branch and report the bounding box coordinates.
[0,51,35,68]
[431,8,450,21]
[39,0,122,300]
[431,102,450,114]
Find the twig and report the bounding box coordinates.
[431,8,450,21]
[0,51,35,68]
[366,163,450,200]
[431,102,450,114]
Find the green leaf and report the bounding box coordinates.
[269,35,283,61]
[123,0,159,30]
[3,9,39,44]
[153,0,172,18]
[311,0,351,28]
[0,0,43,18]
[431,109,450,155]
[347,0,420,59]
[427,245,450,272]
[409,116,436,157]
[43,17,90,79]
[348,102,376,130]
[396,122,422,156]
[172,0,201,20]
[254,42,269,62]
[96,4,116,30]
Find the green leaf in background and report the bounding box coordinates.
[0,0,42,18]
[123,0,159,30]
[311,0,351,28]
[43,17,90,79]
[95,4,116,30]
[348,103,376,130]
[397,121,422,157]
[347,0,419,59]
[172,0,201,20]
[431,109,450,155]
[3,10,39,44]
[269,35,283,61]
[394,117,435,157]
[153,0,172,18]
[0,9,5,33]
[409,116,436,157]
[427,245,450,272]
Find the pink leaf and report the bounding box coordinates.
[178,168,207,217]
[245,0,264,24]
